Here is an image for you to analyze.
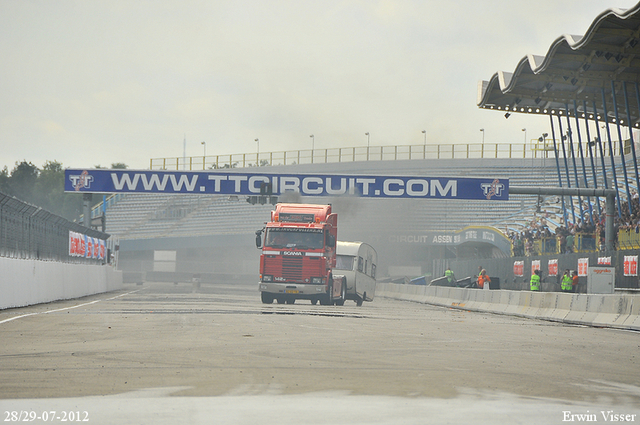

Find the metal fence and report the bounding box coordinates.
[0,191,110,263]
[150,140,629,171]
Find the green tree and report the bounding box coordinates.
[35,160,65,215]
[111,162,128,169]
[6,161,39,204]
[0,166,9,193]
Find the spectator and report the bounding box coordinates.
[572,270,579,293]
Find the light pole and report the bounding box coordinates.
[201,141,206,169]
[522,128,527,144]
[422,130,426,145]
[310,134,314,163]
[422,130,427,159]
[480,128,485,144]
[255,138,259,166]
[365,132,370,160]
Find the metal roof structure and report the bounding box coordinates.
[478,2,640,127]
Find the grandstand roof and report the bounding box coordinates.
[477,2,640,127]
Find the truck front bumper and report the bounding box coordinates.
[258,282,328,298]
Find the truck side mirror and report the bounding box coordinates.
[255,230,263,249]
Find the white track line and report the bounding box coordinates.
[0,290,141,325]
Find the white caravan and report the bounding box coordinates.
[334,241,377,306]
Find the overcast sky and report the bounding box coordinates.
[1,0,639,171]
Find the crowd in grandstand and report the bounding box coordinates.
[619,190,640,232]
[504,193,640,256]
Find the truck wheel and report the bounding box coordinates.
[261,292,274,304]
[285,298,295,304]
[277,297,285,304]
[311,299,318,305]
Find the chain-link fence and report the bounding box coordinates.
[0,191,110,263]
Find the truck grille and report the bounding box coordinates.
[282,257,303,280]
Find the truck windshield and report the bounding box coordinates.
[265,228,324,249]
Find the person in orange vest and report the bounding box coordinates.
[477,269,491,289]
[572,270,579,293]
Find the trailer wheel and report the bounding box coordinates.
[334,281,346,306]
[261,292,274,304]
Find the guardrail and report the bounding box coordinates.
[150,140,626,170]
[619,229,640,249]
[376,283,640,331]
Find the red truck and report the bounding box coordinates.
[256,203,345,305]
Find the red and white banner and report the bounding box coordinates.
[598,257,612,266]
[624,255,638,276]
[548,259,558,276]
[578,258,589,277]
[69,232,105,260]
[514,261,524,277]
[531,260,541,276]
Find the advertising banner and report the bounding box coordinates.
[531,260,541,275]
[548,259,558,276]
[65,169,509,201]
[578,258,589,277]
[598,256,612,266]
[514,261,524,277]
[69,232,105,260]
[624,255,638,276]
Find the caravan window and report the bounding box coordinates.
[358,256,364,272]
[371,263,376,279]
[335,255,354,271]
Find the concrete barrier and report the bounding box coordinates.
[378,282,640,331]
[0,258,123,310]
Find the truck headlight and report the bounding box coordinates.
[311,277,323,284]
[262,275,273,282]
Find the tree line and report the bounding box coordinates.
[0,161,127,221]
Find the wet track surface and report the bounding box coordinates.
[1,281,639,424]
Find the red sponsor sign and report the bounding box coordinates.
[514,261,524,277]
[624,255,638,276]
[69,232,105,259]
[598,257,612,265]
[531,260,541,276]
[548,259,558,276]
[578,258,589,277]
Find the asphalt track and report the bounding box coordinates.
[0,281,639,424]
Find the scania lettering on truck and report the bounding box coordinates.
[256,203,345,305]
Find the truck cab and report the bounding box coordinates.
[257,203,344,305]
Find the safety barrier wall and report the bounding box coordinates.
[0,257,123,310]
[376,282,640,331]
